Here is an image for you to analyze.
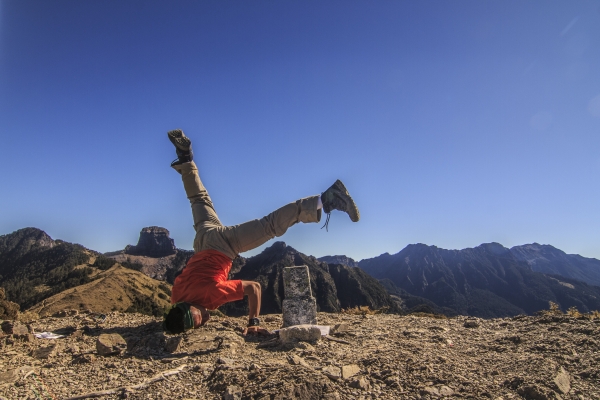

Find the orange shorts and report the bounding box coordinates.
[195,280,244,310]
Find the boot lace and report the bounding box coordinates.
[320,213,331,232]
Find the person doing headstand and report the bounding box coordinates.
[163,129,360,335]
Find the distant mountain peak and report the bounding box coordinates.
[477,242,510,255]
[318,255,359,268]
[124,226,176,258]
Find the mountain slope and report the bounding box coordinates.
[28,264,172,317]
[510,243,600,287]
[359,243,600,318]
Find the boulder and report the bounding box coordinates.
[322,365,342,380]
[1,321,28,335]
[96,333,127,356]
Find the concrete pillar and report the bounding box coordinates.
[282,266,318,327]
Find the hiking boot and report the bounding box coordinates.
[168,129,193,165]
[321,179,360,224]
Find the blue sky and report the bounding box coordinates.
[1,0,599,261]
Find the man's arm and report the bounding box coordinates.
[242,281,261,318]
[241,281,269,335]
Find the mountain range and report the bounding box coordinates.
[1,227,599,319]
[358,242,600,318]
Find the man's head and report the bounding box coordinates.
[163,302,209,334]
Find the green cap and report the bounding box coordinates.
[163,302,194,333]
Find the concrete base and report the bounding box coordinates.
[282,297,317,327]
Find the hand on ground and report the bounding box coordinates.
[243,326,271,336]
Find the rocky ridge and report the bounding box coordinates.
[318,256,359,268]
[1,309,599,399]
[358,243,600,318]
[510,243,600,287]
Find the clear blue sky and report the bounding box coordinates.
[1,0,599,261]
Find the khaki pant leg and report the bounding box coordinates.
[173,162,321,259]
[172,161,223,252]
[215,196,322,256]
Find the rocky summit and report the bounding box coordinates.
[124,227,177,258]
[1,310,599,399]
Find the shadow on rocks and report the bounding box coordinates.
[83,321,222,360]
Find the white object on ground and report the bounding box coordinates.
[34,332,65,339]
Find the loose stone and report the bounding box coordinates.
[341,364,360,379]
[96,333,127,356]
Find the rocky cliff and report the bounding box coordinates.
[124,226,177,258]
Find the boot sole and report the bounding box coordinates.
[168,129,191,152]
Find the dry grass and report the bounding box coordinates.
[18,310,40,322]
[540,301,599,320]
[25,264,172,317]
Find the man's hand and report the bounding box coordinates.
[243,326,271,336]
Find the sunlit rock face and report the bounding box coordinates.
[125,226,176,258]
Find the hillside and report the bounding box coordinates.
[27,264,172,317]
[1,309,598,399]
[358,243,600,318]
[0,228,98,310]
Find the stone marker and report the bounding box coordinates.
[282,266,317,327]
[96,333,127,356]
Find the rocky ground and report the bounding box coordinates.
[1,310,599,400]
